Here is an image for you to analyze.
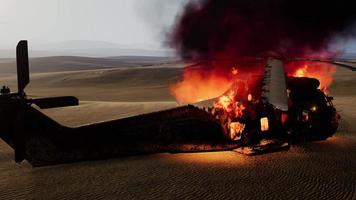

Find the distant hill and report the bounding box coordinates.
[0,40,175,58]
[0,56,179,74]
[337,53,356,60]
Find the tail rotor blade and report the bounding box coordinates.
[16,40,30,96]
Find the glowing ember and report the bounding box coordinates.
[260,117,269,132]
[214,95,234,111]
[295,68,306,77]
[281,113,288,125]
[229,122,246,141]
[210,68,253,140]
[212,91,248,140]
[247,94,253,102]
[231,67,238,75]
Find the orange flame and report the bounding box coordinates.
[171,62,263,140]
[229,122,246,140]
[286,62,336,94]
[170,60,336,141]
[214,94,234,111]
[260,117,269,132]
[211,70,251,140]
[170,68,233,103]
[212,91,247,140]
[213,94,246,118]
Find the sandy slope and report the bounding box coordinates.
[0,64,182,102]
[0,56,177,74]
[41,101,178,127]
[0,64,355,199]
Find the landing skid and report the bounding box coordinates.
[234,139,290,156]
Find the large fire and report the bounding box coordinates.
[167,0,348,143]
[285,61,336,94]
[170,59,336,141]
[170,67,233,104]
[209,69,260,141]
[170,60,264,104]
[211,87,250,140]
[171,60,336,104]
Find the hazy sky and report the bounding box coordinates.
[1,0,356,53]
[0,0,187,49]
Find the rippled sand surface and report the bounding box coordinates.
[0,137,355,200]
[0,65,355,199]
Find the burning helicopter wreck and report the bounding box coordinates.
[207,59,340,155]
[0,41,339,167]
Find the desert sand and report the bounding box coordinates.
[0,60,355,199]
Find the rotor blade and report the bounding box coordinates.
[332,61,356,71]
[16,40,30,96]
[30,96,79,109]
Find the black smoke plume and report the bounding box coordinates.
[170,0,356,60]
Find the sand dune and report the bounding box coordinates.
[0,56,178,74]
[41,101,178,127]
[0,63,355,199]
[0,63,183,102]
[0,136,355,199]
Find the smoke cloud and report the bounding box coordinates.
[170,0,356,60]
